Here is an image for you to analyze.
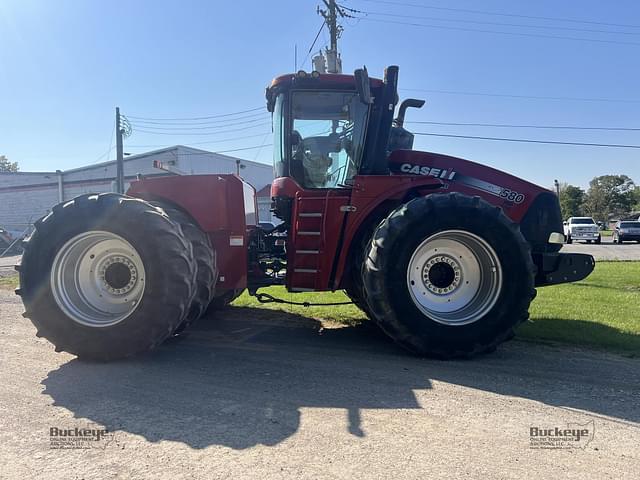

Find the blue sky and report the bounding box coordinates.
[1,0,638,189]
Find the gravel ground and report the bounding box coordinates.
[0,289,638,479]
[0,255,20,278]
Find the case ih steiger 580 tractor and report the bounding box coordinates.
[17,67,595,360]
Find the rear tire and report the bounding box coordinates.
[206,288,244,312]
[18,194,197,360]
[151,202,217,331]
[362,193,536,358]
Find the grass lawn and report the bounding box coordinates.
[233,287,368,325]
[2,262,638,355]
[0,275,19,290]
[234,262,639,356]
[522,262,639,355]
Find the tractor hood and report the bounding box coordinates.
[389,149,549,213]
[388,149,563,252]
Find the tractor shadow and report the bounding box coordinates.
[42,306,640,450]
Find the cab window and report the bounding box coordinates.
[272,94,286,178]
[290,91,368,189]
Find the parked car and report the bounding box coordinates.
[613,220,640,244]
[563,217,601,244]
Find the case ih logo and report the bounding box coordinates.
[399,163,457,180]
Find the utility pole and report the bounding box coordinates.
[326,0,338,61]
[115,107,125,194]
[235,159,245,176]
[319,0,346,73]
[554,179,560,196]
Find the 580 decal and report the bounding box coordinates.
[499,188,525,204]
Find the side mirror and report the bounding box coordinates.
[354,67,372,105]
[563,221,568,226]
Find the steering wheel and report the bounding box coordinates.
[298,133,341,157]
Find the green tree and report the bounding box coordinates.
[558,183,585,219]
[633,187,640,212]
[0,155,19,172]
[583,175,636,222]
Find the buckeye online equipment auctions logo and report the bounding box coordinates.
[529,421,595,449]
[49,425,117,449]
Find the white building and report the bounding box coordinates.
[0,145,274,237]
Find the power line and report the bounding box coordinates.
[301,22,326,69]
[348,0,640,29]
[129,117,270,131]
[400,87,640,104]
[126,107,264,121]
[253,132,272,160]
[407,120,640,132]
[93,124,116,163]
[352,16,640,46]
[129,111,268,126]
[176,144,274,155]
[413,132,640,149]
[132,122,272,136]
[127,132,273,149]
[340,6,640,36]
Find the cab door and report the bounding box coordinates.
[287,188,352,292]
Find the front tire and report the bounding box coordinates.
[18,194,197,360]
[362,193,536,358]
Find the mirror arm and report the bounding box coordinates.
[354,67,373,105]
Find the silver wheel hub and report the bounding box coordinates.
[407,230,502,326]
[99,255,138,295]
[422,255,462,295]
[51,231,146,327]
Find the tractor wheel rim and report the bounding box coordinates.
[51,231,146,327]
[406,230,502,326]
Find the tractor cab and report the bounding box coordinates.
[266,67,424,193]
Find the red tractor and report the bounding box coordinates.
[16,67,594,360]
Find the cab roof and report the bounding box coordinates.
[269,72,384,90]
